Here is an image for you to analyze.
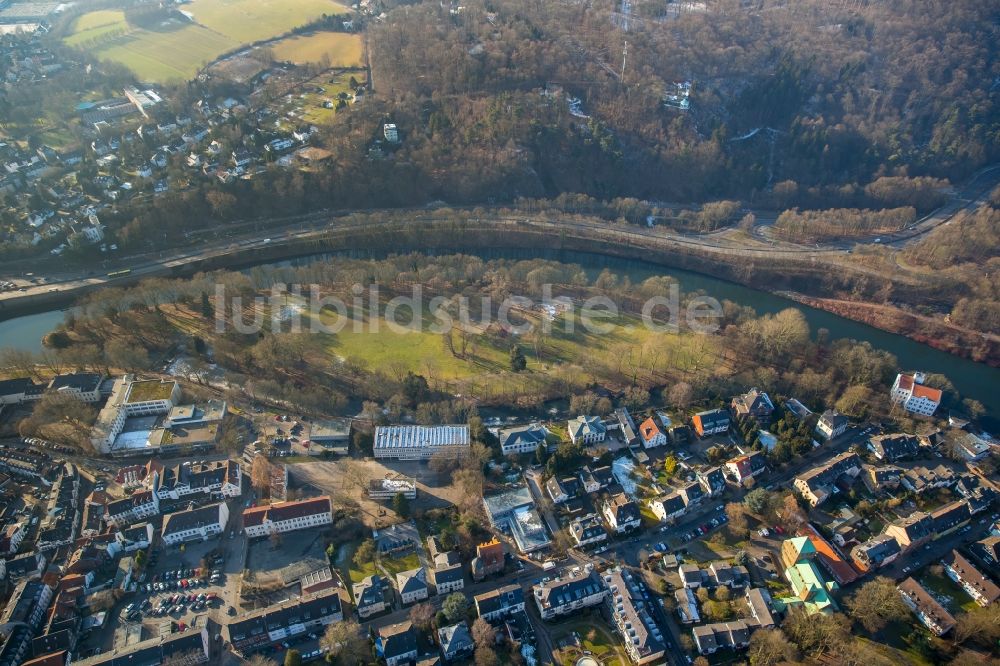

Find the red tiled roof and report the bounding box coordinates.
[639,417,663,443]
[912,384,942,402]
[897,374,914,391]
[242,496,331,526]
[802,525,859,585]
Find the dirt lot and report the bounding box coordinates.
[288,457,467,528]
[244,529,329,594]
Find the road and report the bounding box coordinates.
[1,163,997,314]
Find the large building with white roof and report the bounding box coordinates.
[373,425,470,460]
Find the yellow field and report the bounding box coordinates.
[65,0,353,82]
[270,31,363,67]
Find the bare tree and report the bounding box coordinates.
[471,617,496,649]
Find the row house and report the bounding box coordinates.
[898,577,955,636]
[104,491,159,528]
[227,589,343,655]
[941,549,1000,607]
[692,620,752,656]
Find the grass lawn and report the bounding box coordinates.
[380,552,421,577]
[919,571,978,612]
[336,541,377,586]
[65,0,352,82]
[316,300,721,401]
[553,618,626,666]
[271,31,364,66]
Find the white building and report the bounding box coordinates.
[603,493,641,533]
[891,373,942,416]
[567,415,606,445]
[373,425,470,460]
[604,567,666,664]
[162,502,229,546]
[368,476,416,500]
[638,416,667,448]
[815,410,848,441]
[383,123,399,143]
[497,422,549,456]
[242,496,332,538]
[91,375,182,453]
[105,491,160,528]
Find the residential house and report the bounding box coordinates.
[930,500,971,537]
[792,452,862,507]
[692,621,752,656]
[901,464,957,494]
[744,588,776,628]
[675,588,700,624]
[396,567,429,605]
[697,467,726,497]
[692,409,730,437]
[898,577,955,636]
[438,623,474,662]
[885,511,934,551]
[533,570,607,620]
[868,433,920,462]
[815,410,848,441]
[678,481,706,508]
[475,584,525,622]
[941,549,1000,607]
[862,465,903,494]
[546,476,579,504]
[242,496,332,538]
[638,417,667,448]
[378,622,417,666]
[353,575,389,619]
[579,466,613,493]
[891,372,942,416]
[953,432,993,462]
[731,388,774,422]
[724,451,767,484]
[603,493,641,533]
[616,408,638,445]
[567,416,607,445]
[497,423,548,456]
[569,513,607,547]
[850,534,901,572]
[648,493,686,524]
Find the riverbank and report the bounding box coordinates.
[779,293,1000,368]
[0,213,995,371]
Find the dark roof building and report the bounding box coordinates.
[868,433,920,461]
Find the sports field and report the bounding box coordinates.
[270,31,364,67]
[65,0,352,82]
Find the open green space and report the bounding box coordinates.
[65,0,353,82]
[553,618,626,666]
[379,552,421,577]
[336,541,377,586]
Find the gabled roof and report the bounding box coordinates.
[437,623,473,655]
[379,621,417,659]
[941,550,1000,605]
[639,416,664,444]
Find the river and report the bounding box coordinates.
[0,249,997,423]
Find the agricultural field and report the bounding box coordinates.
[64,0,353,82]
[270,31,363,67]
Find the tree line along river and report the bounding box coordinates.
[0,249,996,427]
